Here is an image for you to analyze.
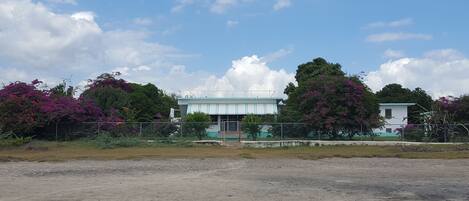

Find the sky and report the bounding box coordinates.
[0,0,468,98]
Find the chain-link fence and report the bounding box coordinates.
[44,121,469,143]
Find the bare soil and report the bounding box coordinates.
[1,158,469,201]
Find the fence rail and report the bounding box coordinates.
[42,121,469,143]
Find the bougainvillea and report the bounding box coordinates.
[85,72,132,92]
[296,75,380,139]
[0,80,103,137]
[0,80,48,135]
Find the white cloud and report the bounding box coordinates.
[188,55,295,97]
[365,49,469,98]
[46,0,77,5]
[366,32,432,42]
[273,0,291,11]
[383,49,405,59]
[0,0,195,91]
[364,18,413,29]
[210,0,238,14]
[133,17,153,26]
[171,0,194,13]
[226,20,239,28]
[70,11,95,21]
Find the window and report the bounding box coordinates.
[385,109,392,119]
[386,128,392,133]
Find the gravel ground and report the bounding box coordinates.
[1,158,469,201]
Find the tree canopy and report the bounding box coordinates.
[281,57,380,139]
[0,80,102,137]
[81,73,177,122]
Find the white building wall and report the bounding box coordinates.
[376,104,410,135]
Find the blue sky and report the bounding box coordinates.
[1,0,469,98]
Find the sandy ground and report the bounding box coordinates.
[1,158,469,201]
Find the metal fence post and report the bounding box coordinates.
[180,122,183,137]
[97,122,100,136]
[280,123,284,147]
[139,122,143,137]
[401,124,405,141]
[55,122,59,142]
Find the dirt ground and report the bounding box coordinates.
[1,158,468,201]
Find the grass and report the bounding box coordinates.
[1,140,469,162]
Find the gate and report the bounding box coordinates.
[220,120,241,141]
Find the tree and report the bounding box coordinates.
[86,72,132,92]
[0,80,103,139]
[81,73,178,121]
[295,57,345,85]
[81,86,130,117]
[241,114,262,141]
[376,84,433,124]
[49,80,75,97]
[184,112,211,140]
[295,75,380,139]
[455,95,469,123]
[128,83,177,121]
[282,57,380,139]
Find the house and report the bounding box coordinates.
[175,93,415,138]
[376,103,415,136]
[177,96,283,138]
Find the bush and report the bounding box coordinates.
[400,124,427,142]
[241,114,262,141]
[94,133,141,149]
[183,112,211,140]
[0,129,32,147]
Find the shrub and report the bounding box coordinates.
[0,129,33,147]
[241,114,262,141]
[183,112,211,140]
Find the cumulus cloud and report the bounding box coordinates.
[273,0,291,11]
[365,49,469,98]
[0,0,198,92]
[364,18,413,29]
[383,49,405,59]
[188,55,295,97]
[366,32,432,42]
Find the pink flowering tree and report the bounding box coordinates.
[294,75,381,139]
[0,80,103,139]
[0,80,49,135]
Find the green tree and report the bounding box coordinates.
[241,114,262,141]
[295,57,345,85]
[50,80,75,97]
[81,73,177,122]
[81,86,130,117]
[455,95,469,123]
[184,112,211,140]
[128,83,177,121]
[282,57,380,139]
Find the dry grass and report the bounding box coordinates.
[1,141,469,162]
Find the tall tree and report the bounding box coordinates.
[295,57,345,85]
[282,58,380,139]
[129,83,177,121]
